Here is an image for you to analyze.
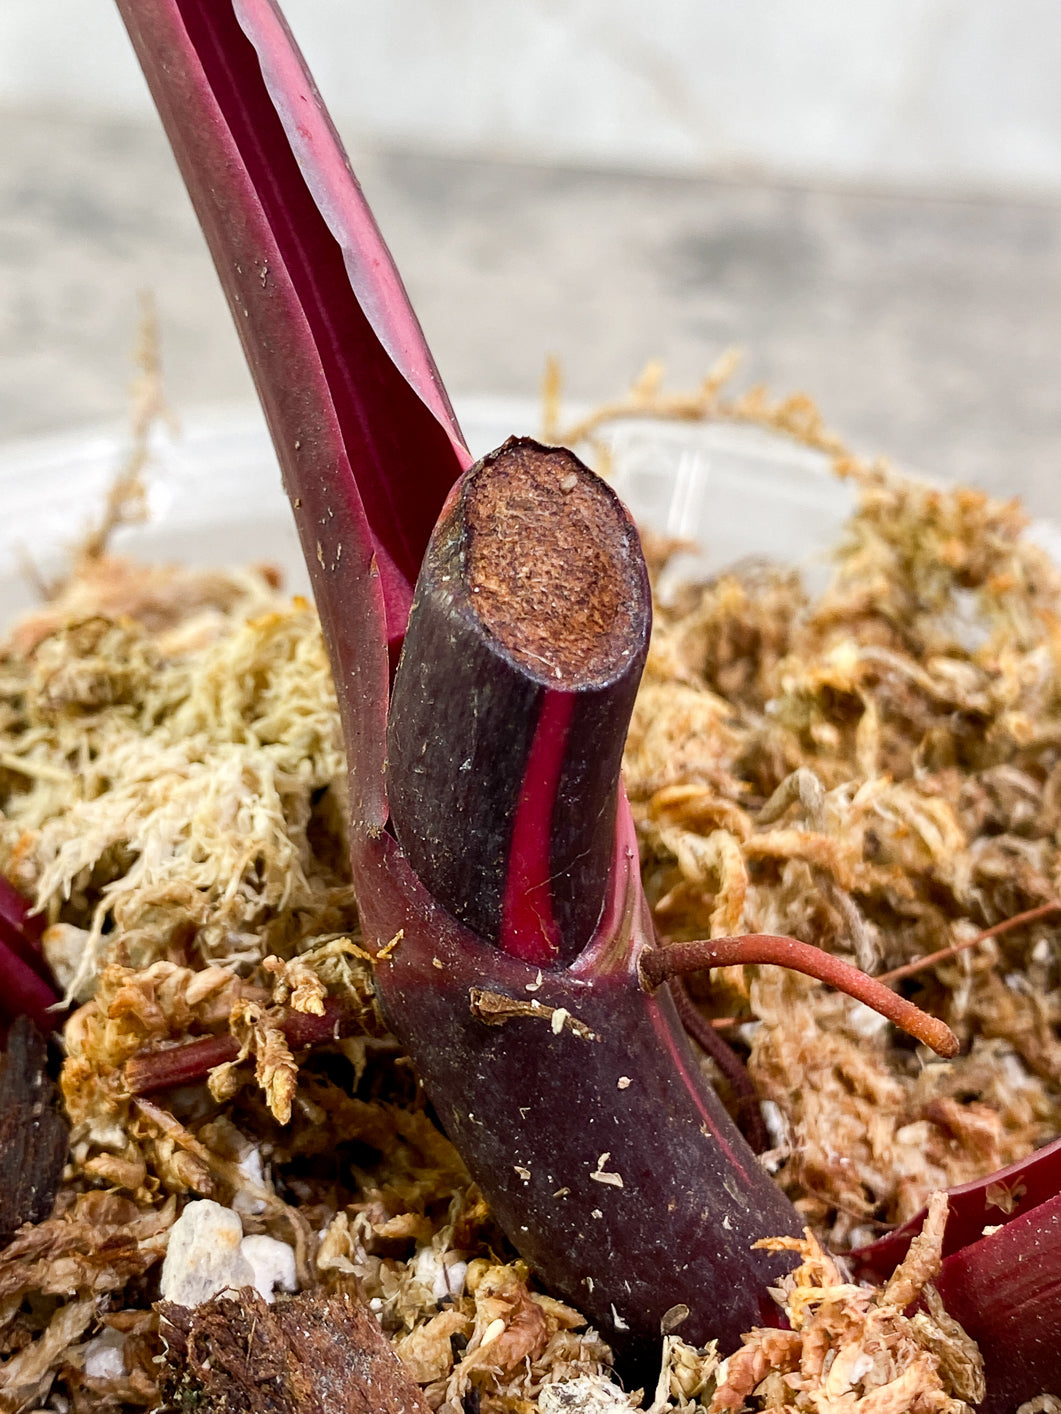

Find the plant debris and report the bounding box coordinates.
[2,377,1059,1409]
[709,1192,984,1412]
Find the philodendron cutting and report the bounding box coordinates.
[2,1,1058,1408]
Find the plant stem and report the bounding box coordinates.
[641,933,959,1058]
[124,998,352,1095]
[388,437,650,966]
[669,979,768,1152]
[0,877,61,1029]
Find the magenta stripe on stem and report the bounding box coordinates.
[500,689,575,964]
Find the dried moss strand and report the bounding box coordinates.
[641,935,959,1059]
[876,902,1061,987]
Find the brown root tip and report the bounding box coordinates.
[640,934,959,1060]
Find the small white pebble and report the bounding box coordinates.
[232,1146,267,1217]
[239,1234,298,1303]
[616,1076,631,1089]
[83,1329,127,1381]
[539,1374,632,1413]
[160,1200,254,1308]
[411,1244,467,1302]
[442,1257,468,1300]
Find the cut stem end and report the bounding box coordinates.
[388,437,651,966]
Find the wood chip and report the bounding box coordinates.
[0,1016,68,1245]
[158,1285,431,1414]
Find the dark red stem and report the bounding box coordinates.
[114,0,471,837]
[640,934,959,1058]
[387,438,650,966]
[669,979,768,1152]
[124,998,352,1095]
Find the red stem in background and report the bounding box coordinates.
[854,1142,1061,1414]
[0,947,63,1033]
[0,877,62,1031]
[641,933,959,1058]
[123,998,353,1096]
[0,876,43,953]
[877,901,1061,986]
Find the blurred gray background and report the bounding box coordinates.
[1,0,1059,513]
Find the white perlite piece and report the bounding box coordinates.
[232,1145,268,1217]
[539,1374,633,1412]
[160,1200,298,1307]
[411,1243,468,1302]
[160,1200,252,1307]
[240,1234,298,1302]
[83,1329,127,1381]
